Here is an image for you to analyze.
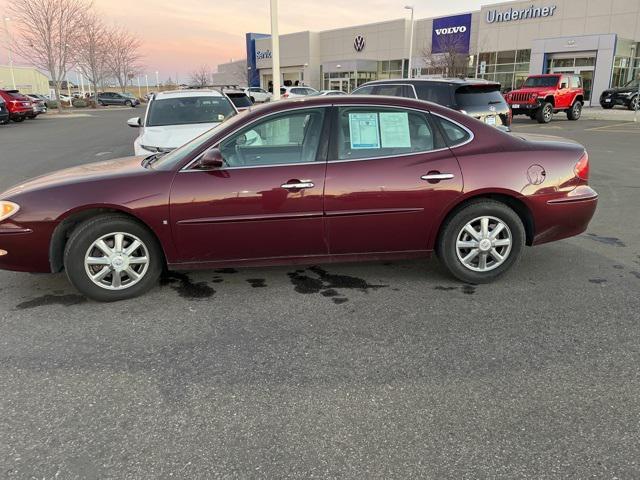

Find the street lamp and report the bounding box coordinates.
[3,17,16,89]
[405,6,415,79]
[145,74,149,95]
[155,70,159,91]
[270,0,281,100]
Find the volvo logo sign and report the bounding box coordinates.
[435,26,467,36]
[354,35,365,52]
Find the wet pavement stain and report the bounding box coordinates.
[434,286,458,291]
[630,271,640,280]
[613,265,624,270]
[461,285,476,295]
[161,272,214,299]
[589,278,607,284]
[585,233,626,247]
[287,266,386,304]
[247,278,267,288]
[214,268,238,274]
[16,294,86,310]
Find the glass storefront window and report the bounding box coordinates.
[474,49,531,91]
[496,50,516,64]
[516,50,531,63]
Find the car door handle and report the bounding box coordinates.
[421,173,454,181]
[281,181,314,190]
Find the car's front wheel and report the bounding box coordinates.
[628,96,639,111]
[64,215,163,301]
[125,100,133,107]
[437,200,525,284]
[536,102,553,123]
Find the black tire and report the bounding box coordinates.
[601,103,614,109]
[249,96,256,103]
[567,101,582,120]
[63,214,164,301]
[11,117,25,123]
[536,102,553,123]
[98,100,105,106]
[125,100,133,107]
[628,96,639,111]
[436,200,525,284]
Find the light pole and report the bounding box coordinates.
[137,75,142,98]
[155,70,159,91]
[145,74,149,95]
[270,0,281,100]
[405,6,415,79]
[3,17,16,90]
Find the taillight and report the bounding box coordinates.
[575,152,589,182]
[282,93,289,98]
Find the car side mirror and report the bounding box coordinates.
[198,148,224,169]
[127,117,141,128]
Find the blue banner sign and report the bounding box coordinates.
[432,13,472,54]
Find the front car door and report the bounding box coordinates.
[170,107,330,264]
[324,105,464,255]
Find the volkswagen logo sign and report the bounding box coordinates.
[354,35,365,52]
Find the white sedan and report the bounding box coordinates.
[244,87,272,103]
[128,89,237,156]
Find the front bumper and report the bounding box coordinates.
[509,102,541,114]
[0,222,55,273]
[600,95,630,107]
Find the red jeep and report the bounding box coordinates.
[505,74,584,123]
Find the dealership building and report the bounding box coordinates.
[242,0,640,105]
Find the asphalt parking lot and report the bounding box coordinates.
[1,108,639,478]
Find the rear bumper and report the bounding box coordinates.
[531,186,598,245]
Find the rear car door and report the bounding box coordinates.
[324,105,463,255]
[170,107,330,263]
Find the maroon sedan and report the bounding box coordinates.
[0,96,597,301]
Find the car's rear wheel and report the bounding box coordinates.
[250,96,255,103]
[64,215,163,301]
[11,117,25,122]
[437,200,525,284]
[536,102,553,123]
[125,100,132,107]
[567,101,582,120]
[628,96,639,111]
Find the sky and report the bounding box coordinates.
[1,0,513,82]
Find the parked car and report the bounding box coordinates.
[128,89,237,156]
[0,95,597,301]
[504,74,584,123]
[244,87,272,103]
[353,78,512,131]
[97,92,140,107]
[599,78,640,110]
[222,88,253,111]
[27,94,48,114]
[280,86,319,98]
[0,97,9,124]
[318,90,347,96]
[0,90,34,122]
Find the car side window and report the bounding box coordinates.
[570,76,581,88]
[414,84,454,107]
[336,107,438,161]
[219,108,326,167]
[434,116,471,147]
[371,84,414,98]
[353,85,374,95]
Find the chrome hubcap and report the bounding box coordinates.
[84,232,149,291]
[544,106,552,120]
[456,216,512,272]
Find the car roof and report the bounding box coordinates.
[154,89,226,100]
[361,77,500,87]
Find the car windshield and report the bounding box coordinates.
[226,93,253,108]
[122,93,136,98]
[523,76,559,88]
[146,96,236,126]
[454,85,505,107]
[623,79,640,89]
[150,109,249,169]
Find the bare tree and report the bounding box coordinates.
[105,27,143,93]
[76,13,110,100]
[190,65,210,87]
[8,0,89,112]
[421,33,470,78]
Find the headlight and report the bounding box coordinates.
[0,201,20,222]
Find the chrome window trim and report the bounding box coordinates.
[430,112,475,149]
[180,161,321,172]
[181,105,330,172]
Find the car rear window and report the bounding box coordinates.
[434,116,471,147]
[454,85,506,108]
[226,93,253,108]
[146,96,235,126]
[414,83,454,107]
[523,76,559,88]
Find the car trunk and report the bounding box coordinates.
[454,84,511,129]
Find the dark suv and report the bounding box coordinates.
[352,78,511,130]
[600,78,639,110]
[96,92,140,107]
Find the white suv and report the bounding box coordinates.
[128,90,237,156]
[280,86,318,98]
[244,87,272,103]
